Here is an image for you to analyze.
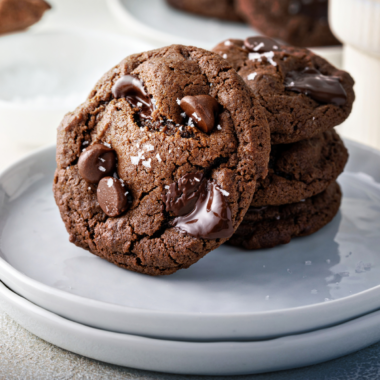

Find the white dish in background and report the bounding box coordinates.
[2,280,380,376]
[0,141,380,341]
[0,28,153,147]
[107,0,342,68]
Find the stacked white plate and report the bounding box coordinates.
[0,139,380,375]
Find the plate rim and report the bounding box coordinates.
[1,140,380,340]
[1,279,380,375]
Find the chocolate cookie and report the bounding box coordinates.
[229,181,342,250]
[235,0,340,47]
[213,37,355,144]
[166,0,242,22]
[53,45,270,276]
[251,129,348,207]
[0,0,50,35]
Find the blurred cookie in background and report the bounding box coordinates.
[165,0,340,47]
[0,0,50,35]
[235,0,340,47]
[166,0,242,22]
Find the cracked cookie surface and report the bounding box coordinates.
[229,181,342,250]
[53,45,270,276]
[252,129,348,207]
[212,39,355,144]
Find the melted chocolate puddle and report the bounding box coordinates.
[164,172,204,216]
[112,75,155,119]
[284,67,347,106]
[112,75,196,137]
[163,173,234,240]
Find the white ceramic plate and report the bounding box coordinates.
[0,140,380,341]
[0,28,153,146]
[2,280,380,376]
[106,0,342,67]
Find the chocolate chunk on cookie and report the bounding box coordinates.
[97,177,130,217]
[166,0,242,22]
[0,0,50,35]
[229,181,342,250]
[252,130,348,207]
[213,37,355,144]
[235,0,340,47]
[53,45,270,276]
[78,144,117,183]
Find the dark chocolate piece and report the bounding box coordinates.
[54,44,271,276]
[173,180,234,240]
[97,177,129,217]
[163,172,204,216]
[163,172,234,240]
[112,75,155,119]
[244,36,281,53]
[78,144,116,184]
[179,95,219,133]
[285,67,347,106]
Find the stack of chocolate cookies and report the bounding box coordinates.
[53,45,272,275]
[54,41,354,276]
[213,36,354,250]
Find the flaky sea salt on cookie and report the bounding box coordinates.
[53,45,270,276]
[213,36,355,144]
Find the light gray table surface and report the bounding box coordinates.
[1,307,380,380]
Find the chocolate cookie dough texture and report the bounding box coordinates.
[213,36,352,249]
[166,0,242,22]
[229,130,347,249]
[53,45,271,275]
[212,36,355,144]
[251,129,348,207]
[229,181,342,250]
[235,0,340,47]
[0,0,50,35]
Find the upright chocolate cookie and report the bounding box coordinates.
[166,0,242,22]
[229,181,342,250]
[0,0,50,35]
[252,129,348,207]
[54,45,270,276]
[213,37,355,144]
[235,0,340,47]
